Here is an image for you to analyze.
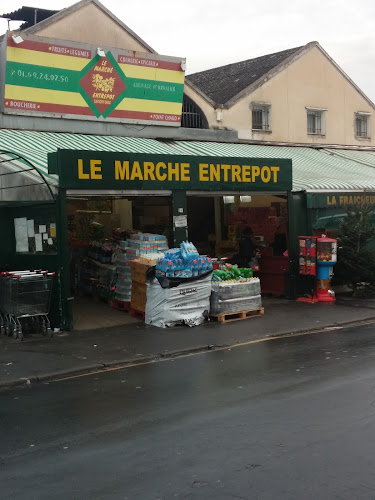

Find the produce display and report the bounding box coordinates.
[212,265,253,281]
[210,263,262,315]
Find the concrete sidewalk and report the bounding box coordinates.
[1,296,375,389]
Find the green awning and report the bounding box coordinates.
[2,128,375,192]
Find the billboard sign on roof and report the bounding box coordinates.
[2,35,185,126]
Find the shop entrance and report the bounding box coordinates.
[187,193,290,296]
[66,194,172,330]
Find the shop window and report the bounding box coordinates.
[306,107,326,135]
[355,112,370,138]
[252,103,271,131]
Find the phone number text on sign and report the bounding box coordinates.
[11,69,69,83]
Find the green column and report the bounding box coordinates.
[287,191,309,299]
[56,189,73,330]
[172,190,188,247]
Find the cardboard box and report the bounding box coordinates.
[131,282,147,312]
[130,260,149,284]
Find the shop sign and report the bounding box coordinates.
[307,192,375,208]
[49,150,292,191]
[3,36,184,125]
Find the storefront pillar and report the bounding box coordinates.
[214,197,222,245]
[56,189,73,330]
[287,191,309,299]
[172,190,188,246]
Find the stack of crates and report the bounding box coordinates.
[210,278,262,314]
[113,233,168,304]
[113,241,133,303]
[130,260,149,314]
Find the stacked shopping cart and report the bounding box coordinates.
[0,270,54,340]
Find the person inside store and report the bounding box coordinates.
[237,226,258,267]
[271,219,288,256]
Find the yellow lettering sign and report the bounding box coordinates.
[199,163,209,181]
[81,158,286,187]
[221,165,231,182]
[260,166,271,183]
[231,165,242,183]
[210,164,220,182]
[252,165,260,182]
[181,163,190,181]
[155,162,167,181]
[115,161,129,180]
[270,166,279,183]
[78,159,90,180]
[90,159,102,180]
[242,166,251,183]
[168,162,180,181]
[143,161,156,181]
[130,161,143,180]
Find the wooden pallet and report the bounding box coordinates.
[130,307,145,321]
[110,299,130,312]
[210,307,264,324]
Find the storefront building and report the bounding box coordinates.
[52,148,294,329]
[3,3,375,331]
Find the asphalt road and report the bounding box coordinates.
[2,324,375,499]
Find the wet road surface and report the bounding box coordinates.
[2,323,375,499]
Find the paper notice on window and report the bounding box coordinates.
[27,219,35,237]
[38,224,46,234]
[173,215,188,228]
[50,223,56,238]
[48,238,53,245]
[14,218,29,253]
[42,233,48,240]
[35,234,43,252]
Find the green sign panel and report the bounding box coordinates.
[49,150,292,191]
[307,192,375,208]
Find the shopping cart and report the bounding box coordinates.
[0,270,55,340]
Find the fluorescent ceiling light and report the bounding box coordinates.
[223,196,235,204]
[240,195,252,202]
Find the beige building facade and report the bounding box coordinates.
[187,42,375,147]
[4,2,374,147]
[22,1,155,54]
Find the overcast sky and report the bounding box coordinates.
[1,0,374,102]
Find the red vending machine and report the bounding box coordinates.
[297,236,318,302]
[298,236,317,276]
[316,238,337,302]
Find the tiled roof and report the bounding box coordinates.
[186,45,304,106]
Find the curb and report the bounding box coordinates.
[2,317,375,390]
[0,345,222,390]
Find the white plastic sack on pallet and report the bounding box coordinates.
[145,274,212,328]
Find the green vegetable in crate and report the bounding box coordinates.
[229,266,241,279]
[239,268,253,278]
[213,270,229,281]
[212,270,225,281]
